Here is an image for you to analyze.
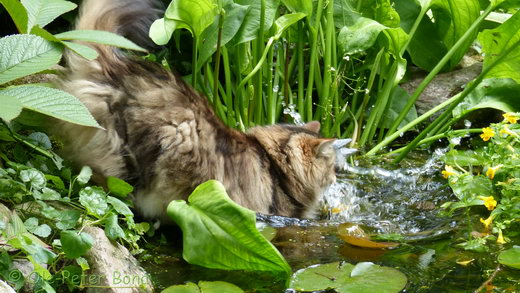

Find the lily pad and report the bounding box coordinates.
[289,261,407,293]
[162,281,243,293]
[498,246,520,269]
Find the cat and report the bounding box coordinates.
[54,0,337,222]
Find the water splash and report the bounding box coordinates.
[283,104,304,125]
[323,149,453,234]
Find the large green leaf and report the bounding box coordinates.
[479,10,520,83]
[350,0,401,27]
[0,34,62,85]
[0,94,23,122]
[149,18,177,46]
[230,0,280,45]
[0,0,28,33]
[54,30,146,52]
[498,246,520,269]
[399,0,480,71]
[167,180,291,276]
[273,13,306,39]
[165,0,218,39]
[0,85,100,128]
[289,261,407,293]
[21,0,76,32]
[196,3,250,70]
[453,78,520,118]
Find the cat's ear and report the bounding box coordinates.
[303,121,320,133]
[315,138,335,158]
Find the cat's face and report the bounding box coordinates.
[248,121,336,210]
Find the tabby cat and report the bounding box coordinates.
[54,0,337,221]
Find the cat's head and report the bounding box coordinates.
[247,121,336,217]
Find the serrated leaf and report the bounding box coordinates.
[60,230,93,259]
[79,186,108,217]
[19,168,46,190]
[55,30,146,52]
[0,85,100,128]
[21,0,77,31]
[0,34,62,85]
[0,94,23,122]
[106,176,133,197]
[0,0,29,33]
[167,180,291,276]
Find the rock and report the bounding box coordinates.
[83,226,153,293]
[401,62,482,117]
[0,280,16,293]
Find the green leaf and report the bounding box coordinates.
[273,13,306,39]
[337,18,386,56]
[230,0,280,45]
[163,0,219,39]
[28,132,52,150]
[55,210,81,230]
[149,18,177,46]
[0,34,62,85]
[76,166,92,185]
[167,180,291,276]
[107,196,133,217]
[103,213,125,240]
[62,41,98,60]
[443,149,487,166]
[281,0,312,17]
[60,230,94,259]
[289,261,407,293]
[0,85,100,128]
[21,0,76,32]
[79,186,108,217]
[403,0,480,71]
[0,0,28,33]
[479,10,520,83]
[0,94,23,122]
[498,246,520,269]
[162,281,244,293]
[196,3,250,70]
[54,30,146,52]
[163,282,200,293]
[24,217,51,238]
[19,168,46,190]
[106,176,133,197]
[453,78,520,118]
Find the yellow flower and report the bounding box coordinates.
[480,216,493,229]
[442,165,457,179]
[499,125,518,137]
[478,196,497,211]
[485,165,501,179]
[497,229,506,244]
[480,127,495,141]
[503,112,518,124]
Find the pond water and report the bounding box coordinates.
[139,151,520,292]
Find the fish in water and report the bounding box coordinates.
[53,0,338,222]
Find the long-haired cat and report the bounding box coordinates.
[54,0,337,221]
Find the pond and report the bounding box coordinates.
[139,151,520,292]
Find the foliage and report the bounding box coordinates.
[441,113,520,249]
[149,0,520,160]
[167,180,291,277]
[498,246,520,269]
[0,126,148,292]
[289,261,407,293]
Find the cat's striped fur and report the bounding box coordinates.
[54,0,336,221]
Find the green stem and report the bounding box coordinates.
[192,36,198,90]
[386,4,495,136]
[237,38,275,90]
[297,21,305,119]
[254,0,266,125]
[304,0,324,121]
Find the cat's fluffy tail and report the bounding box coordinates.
[67,0,161,76]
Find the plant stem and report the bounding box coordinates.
[304,0,324,121]
[192,36,198,90]
[386,4,495,136]
[254,0,266,125]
